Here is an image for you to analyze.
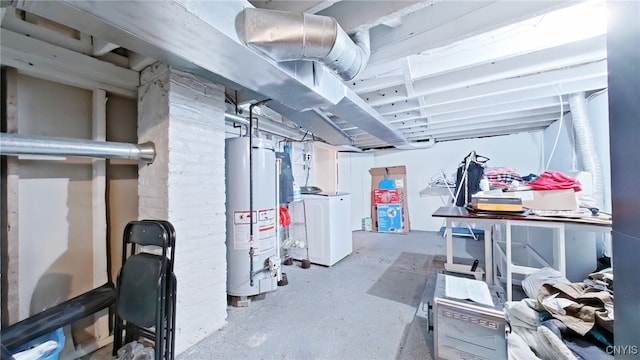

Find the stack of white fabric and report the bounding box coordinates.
[506,267,581,360]
[506,299,544,359]
[506,299,579,360]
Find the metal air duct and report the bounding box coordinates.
[12,0,412,148]
[0,133,155,162]
[242,7,370,81]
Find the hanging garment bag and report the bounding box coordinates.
[454,151,489,207]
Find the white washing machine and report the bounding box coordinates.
[290,192,352,266]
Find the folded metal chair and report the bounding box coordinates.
[113,220,176,360]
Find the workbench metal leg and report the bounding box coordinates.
[506,221,513,301]
[446,218,453,265]
[485,224,493,285]
[554,226,566,277]
[441,215,486,281]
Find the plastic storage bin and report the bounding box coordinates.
[10,328,65,360]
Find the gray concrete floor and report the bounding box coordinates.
[84,230,488,360]
[178,230,485,360]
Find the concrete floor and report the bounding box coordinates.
[178,230,485,360]
[83,230,488,360]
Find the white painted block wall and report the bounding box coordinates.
[138,64,227,354]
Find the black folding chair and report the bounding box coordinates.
[112,220,176,360]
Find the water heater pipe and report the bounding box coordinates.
[248,99,270,287]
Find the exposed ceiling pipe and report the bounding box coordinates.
[224,112,305,140]
[242,7,370,81]
[394,137,437,150]
[0,133,155,162]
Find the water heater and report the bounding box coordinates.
[225,137,279,297]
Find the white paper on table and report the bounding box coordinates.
[445,274,494,307]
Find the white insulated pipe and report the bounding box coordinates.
[569,92,604,206]
[0,133,155,162]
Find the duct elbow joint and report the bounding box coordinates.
[350,30,371,78]
[326,28,370,81]
[242,8,370,81]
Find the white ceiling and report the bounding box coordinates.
[1,0,608,150]
[250,0,607,148]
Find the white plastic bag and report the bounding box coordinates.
[116,341,154,360]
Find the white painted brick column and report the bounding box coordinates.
[138,63,227,354]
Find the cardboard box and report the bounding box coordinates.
[377,204,404,233]
[514,189,578,210]
[369,166,410,232]
[373,189,400,204]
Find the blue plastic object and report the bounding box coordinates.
[377,204,403,232]
[439,226,484,238]
[378,175,396,190]
[11,328,65,360]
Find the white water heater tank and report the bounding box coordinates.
[225,137,279,297]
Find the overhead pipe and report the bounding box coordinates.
[395,137,437,150]
[569,92,604,207]
[225,113,250,137]
[242,8,370,81]
[224,112,305,140]
[0,133,155,163]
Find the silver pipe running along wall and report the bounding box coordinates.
[0,133,156,162]
[242,7,370,81]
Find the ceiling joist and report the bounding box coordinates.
[2,0,608,149]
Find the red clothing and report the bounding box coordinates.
[528,171,582,191]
